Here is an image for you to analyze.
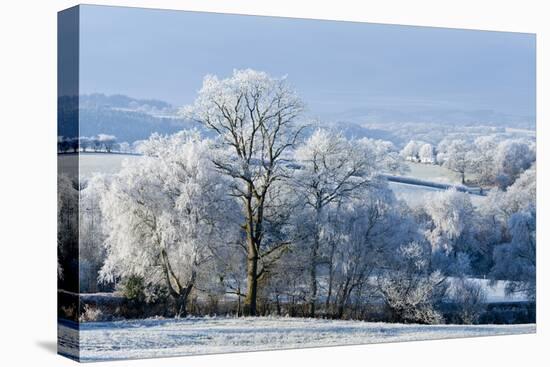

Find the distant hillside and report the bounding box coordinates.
[326,106,535,130]
[80,93,175,116]
[78,94,204,143]
[74,94,535,145]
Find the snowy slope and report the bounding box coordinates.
[59,316,535,362]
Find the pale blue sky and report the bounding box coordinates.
[79,5,535,121]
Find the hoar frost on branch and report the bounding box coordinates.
[377,241,447,324]
[80,175,108,292]
[181,69,305,316]
[292,128,386,317]
[487,167,536,299]
[99,131,236,316]
[423,188,477,257]
[327,187,406,318]
[71,69,536,324]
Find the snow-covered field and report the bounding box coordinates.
[389,181,485,207]
[403,161,462,184]
[69,153,487,208]
[59,152,140,176]
[59,317,535,362]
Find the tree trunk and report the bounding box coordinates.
[336,304,345,319]
[325,242,336,316]
[308,203,322,318]
[244,239,258,316]
[174,293,188,318]
[243,182,263,317]
[236,286,242,316]
[336,278,352,319]
[308,243,318,318]
[160,248,194,318]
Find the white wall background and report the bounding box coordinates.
[0,0,547,365]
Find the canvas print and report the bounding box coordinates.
[57,5,536,362]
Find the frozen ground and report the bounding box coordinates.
[59,152,141,177]
[403,161,462,184]
[59,316,535,362]
[389,181,485,207]
[69,153,486,208]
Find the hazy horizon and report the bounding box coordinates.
[79,5,536,123]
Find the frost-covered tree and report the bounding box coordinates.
[181,69,305,315]
[448,278,487,324]
[491,208,536,299]
[400,140,424,162]
[328,186,403,318]
[80,136,92,152]
[212,240,248,315]
[377,241,447,324]
[418,143,435,164]
[467,135,500,186]
[487,167,536,299]
[499,166,536,216]
[118,141,131,153]
[79,175,107,293]
[423,188,478,273]
[481,166,536,223]
[494,139,535,188]
[292,129,378,316]
[436,138,451,164]
[98,134,117,153]
[441,139,470,184]
[99,131,235,316]
[358,138,404,173]
[258,245,309,316]
[91,136,102,152]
